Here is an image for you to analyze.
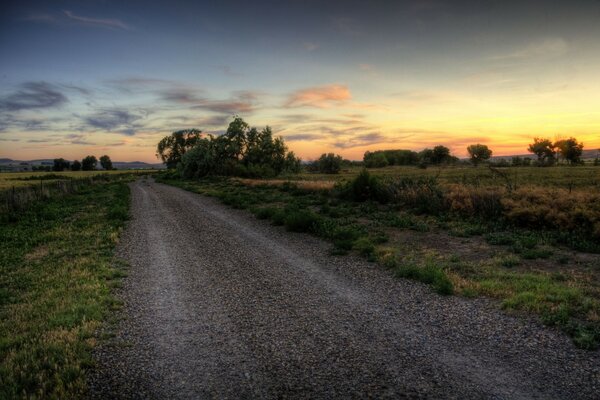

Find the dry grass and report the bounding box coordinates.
[236,178,335,191]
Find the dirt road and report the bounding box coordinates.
[89,179,600,399]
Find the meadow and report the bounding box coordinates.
[0,170,157,190]
[0,174,136,398]
[158,164,600,350]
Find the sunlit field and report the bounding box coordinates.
[285,165,600,189]
[0,170,158,190]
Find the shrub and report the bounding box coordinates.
[254,207,276,220]
[353,237,375,257]
[385,176,444,214]
[338,169,389,203]
[284,209,321,233]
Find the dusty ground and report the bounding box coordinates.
[89,179,600,399]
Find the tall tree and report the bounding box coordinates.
[528,138,556,165]
[156,129,202,168]
[554,138,584,165]
[467,144,492,166]
[71,160,81,171]
[99,155,113,170]
[52,158,70,172]
[81,155,97,171]
[431,145,451,164]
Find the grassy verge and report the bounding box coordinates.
[0,181,130,398]
[157,173,600,350]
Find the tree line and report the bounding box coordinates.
[156,117,301,178]
[35,155,114,172]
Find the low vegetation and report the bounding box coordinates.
[157,163,600,350]
[0,178,132,398]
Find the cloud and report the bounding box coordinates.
[63,10,131,30]
[160,88,259,114]
[64,134,95,145]
[332,132,387,149]
[285,85,351,108]
[492,38,568,60]
[83,109,142,134]
[0,82,68,111]
[282,133,322,141]
[359,63,374,71]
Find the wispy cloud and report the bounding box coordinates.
[63,10,132,31]
[0,82,68,111]
[332,132,386,149]
[285,84,351,108]
[160,88,259,114]
[83,109,143,135]
[491,38,568,61]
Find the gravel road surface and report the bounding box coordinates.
[89,179,600,399]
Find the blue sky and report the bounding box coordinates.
[1,0,600,162]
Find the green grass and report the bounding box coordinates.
[0,181,131,398]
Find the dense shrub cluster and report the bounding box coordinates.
[170,117,301,179]
[339,170,600,239]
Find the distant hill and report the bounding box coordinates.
[0,158,165,170]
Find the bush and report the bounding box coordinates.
[284,209,321,233]
[338,169,389,203]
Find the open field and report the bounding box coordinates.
[284,165,600,189]
[0,170,158,190]
[0,179,131,398]
[158,165,600,349]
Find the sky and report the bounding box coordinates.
[1,0,600,163]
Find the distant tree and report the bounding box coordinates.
[178,117,300,178]
[71,160,81,171]
[99,155,113,170]
[511,156,523,166]
[365,152,389,168]
[81,155,97,171]
[467,144,492,166]
[431,145,451,164]
[156,129,202,169]
[554,137,584,165]
[528,138,556,166]
[52,158,70,172]
[418,148,434,165]
[315,153,343,174]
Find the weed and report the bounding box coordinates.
[395,261,454,295]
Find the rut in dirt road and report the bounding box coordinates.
[89,179,600,399]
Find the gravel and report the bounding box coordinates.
[88,179,600,399]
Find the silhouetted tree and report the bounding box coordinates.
[52,158,70,172]
[528,138,556,166]
[554,138,584,165]
[81,155,97,171]
[316,153,343,174]
[431,145,451,164]
[178,117,301,178]
[99,155,113,170]
[467,144,492,166]
[71,160,81,171]
[156,129,202,169]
